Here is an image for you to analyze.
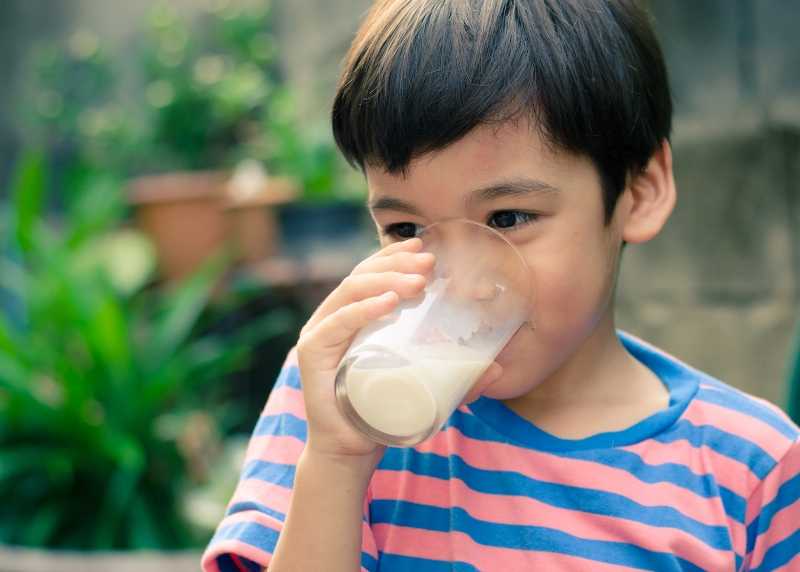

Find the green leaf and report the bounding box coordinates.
[20,506,61,548]
[9,150,47,255]
[94,446,143,549]
[151,251,229,362]
[85,292,133,382]
[129,494,164,549]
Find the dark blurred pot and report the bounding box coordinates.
[277,200,368,258]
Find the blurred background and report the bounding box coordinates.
[0,0,797,570]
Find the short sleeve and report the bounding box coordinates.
[201,348,379,572]
[743,438,800,571]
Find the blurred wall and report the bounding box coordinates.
[617,1,800,406]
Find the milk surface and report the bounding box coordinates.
[344,343,492,438]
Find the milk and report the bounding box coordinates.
[344,343,492,438]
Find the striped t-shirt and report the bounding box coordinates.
[202,332,800,571]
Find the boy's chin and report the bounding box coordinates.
[479,375,544,401]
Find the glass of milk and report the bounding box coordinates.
[334,219,533,446]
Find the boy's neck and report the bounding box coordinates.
[502,311,669,439]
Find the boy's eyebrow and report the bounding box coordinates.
[369,178,560,215]
[468,178,561,204]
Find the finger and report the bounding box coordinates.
[305,251,433,330]
[305,272,426,332]
[353,250,435,276]
[375,237,424,256]
[460,362,503,406]
[362,237,423,264]
[300,291,400,370]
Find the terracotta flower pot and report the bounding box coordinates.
[129,171,297,283]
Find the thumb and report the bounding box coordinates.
[460,361,503,406]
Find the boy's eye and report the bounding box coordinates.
[487,210,538,231]
[381,211,538,240]
[382,222,420,240]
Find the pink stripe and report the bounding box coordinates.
[698,382,790,420]
[749,502,800,570]
[371,470,722,567]
[217,508,283,531]
[624,437,760,498]
[746,443,800,569]
[417,425,728,530]
[231,478,294,515]
[746,443,800,524]
[201,552,221,572]
[682,399,788,460]
[372,523,721,571]
[698,382,797,434]
[262,385,306,419]
[202,538,272,570]
[245,434,305,465]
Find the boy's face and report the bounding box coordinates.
[365,118,626,399]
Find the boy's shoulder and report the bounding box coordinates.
[686,372,799,466]
[625,332,800,473]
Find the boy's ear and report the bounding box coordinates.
[619,139,677,244]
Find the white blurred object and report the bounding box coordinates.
[227,159,270,203]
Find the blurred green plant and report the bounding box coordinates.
[17,0,364,202]
[0,151,294,550]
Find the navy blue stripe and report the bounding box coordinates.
[217,553,261,572]
[241,459,296,489]
[226,500,286,523]
[453,409,751,523]
[654,419,776,479]
[751,528,800,572]
[212,520,377,572]
[696,385,798,441]
[371,500,704,571]
[379,448,732,551]
[274,364,302,390]
[362,550,378,572]
[747,472,800,552]
[211,520,279,556]
[250,409,746,526]
[718,486,747,524]
[377,553,479,571]
[559,444,747,523]
[253,412,307,441]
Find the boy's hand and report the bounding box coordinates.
[296,238,435,460]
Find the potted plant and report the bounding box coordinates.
[0,152,294,570]
[18,1,298,283]
[256,88,370,261]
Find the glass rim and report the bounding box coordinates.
[416,217,534,312]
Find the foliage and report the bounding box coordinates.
[17,0,364,202]
[0,152,295,550]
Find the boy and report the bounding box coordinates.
[203,0,800,570]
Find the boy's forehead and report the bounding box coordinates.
[365,119,582,205]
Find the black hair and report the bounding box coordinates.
[331,0,672,221]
